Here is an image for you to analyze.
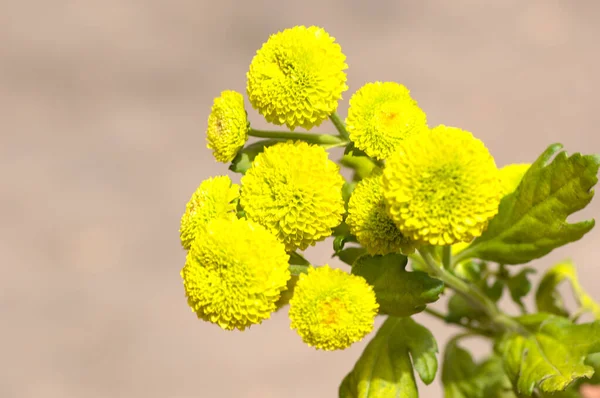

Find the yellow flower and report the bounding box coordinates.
[179,175,239,250]
[346,171,416,255]
[246,26,348,130]
[289,265,378,350]
[181,218,290,331]
[499,163,530,195]
[206,90,249,162]
[346,82,428,160]
[240,141,345,251]
[382,126,502,245]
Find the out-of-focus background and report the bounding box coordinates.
[1,0,599,397]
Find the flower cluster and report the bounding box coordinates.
[181,25,508,352]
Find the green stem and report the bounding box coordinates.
[329,112,350,140]
[442,246,451,269]
[418,247,521,334]
[452,246,474,266]
[424,307,493,337]
[248,128,347,146]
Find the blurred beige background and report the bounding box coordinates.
[1,0,599,397]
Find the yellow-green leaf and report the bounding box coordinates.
[352,254,444,317]
[339,317,438,397]
[496,314,600,395]
[536,260,600,319]
[463,144,599,265]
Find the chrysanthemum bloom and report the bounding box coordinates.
[181,218,290,330]
[346,171,416,255]
[499,163,530,195]
[206,90,249,162]
[240,141,345,251]
[179,175,240,250]
[246,26,348,130]
[289,265,378,350]
[382,126,502,245]
[345,82,428,160]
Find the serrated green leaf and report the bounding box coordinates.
[229,139,282,174]
[442,342,516,398]
[536,260,600,319]
[352,254,444,317]
[496,314,600,395]
[339,317,438,397]
[464,144,599,264]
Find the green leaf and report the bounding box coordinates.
[336,247,367,266]
[352,254,444,317]
[340,154,379,181]
[442,341,516,398]
[453,260,484,283]
[506,268,535,311]
[536,260,600,319]
[229,139,282,174]
[447,293,484,323]
[496,314,600,395]
[464,144,599,264]
[586,352,600,385]
[339,317,438,397]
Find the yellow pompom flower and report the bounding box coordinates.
[181,218,290,331]
[346,171,416,255]
[345,82,428,160]
[382,126,502,245]
[499,163,530,195]
[240,141,345,251]
[179,175,240,250]
[247,26,348,130]
[289,265,378,350]
[206,90,249,162]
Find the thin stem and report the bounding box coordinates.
[424,308,493,337]
[418,247,522,334]
[329,112,350,140]
[248,128,347,146]
[452,246,474,266]
[442,245,451,269]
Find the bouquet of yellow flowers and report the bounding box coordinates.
[179,26,600,397]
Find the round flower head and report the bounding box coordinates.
[345,82,428,160]
[346,170,416,255]
[179,175,240,250]
[247,26,348,130]
[499,163,530,195]
[206,90,249,162]
[181,218,290,330]
[382,126,502,245]
[240,141,345,251]
[289,265,378,350]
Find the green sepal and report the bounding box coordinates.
[229,139,283,174]
[536,260,600,319]
[339,317,438,397]
[352,254,444,317]
[442,341,516,398]
[462,144,599,264]
[495,313,600,395]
